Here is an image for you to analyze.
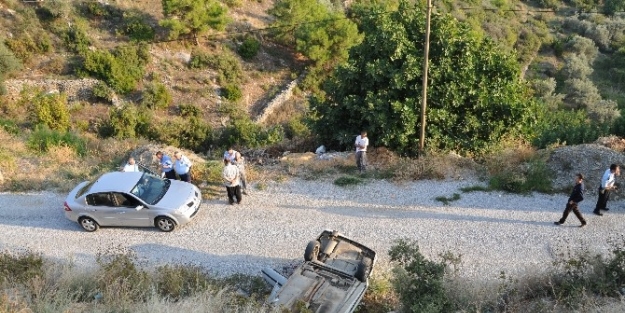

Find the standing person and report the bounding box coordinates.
[156,151,176,180]
[355,131,369,174]
[222,158,242,205]
[594,163,620,216]
[554,173,587,227]
[224,146,238,164]
[235,152,248,195]
[122,157,139,172]
[173,151,193,182]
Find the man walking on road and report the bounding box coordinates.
[594,163,620,216]
[355,131,368,174]
[554,173,587,227]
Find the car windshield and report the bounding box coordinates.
[130,172,171,205]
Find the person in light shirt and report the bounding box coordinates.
[173,151,192,182]
[222,158,242,205]
[122,157,139,172]
[354,131,369,174]
[594,163,620,216]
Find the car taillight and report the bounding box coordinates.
[63,201,72,211]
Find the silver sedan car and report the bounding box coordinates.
[64,171,201,232]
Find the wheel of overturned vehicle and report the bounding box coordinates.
[156,217,176,232]
[79,217,99,232]
[355,261,370,282]
[304,240,321,261]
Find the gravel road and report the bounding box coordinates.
[1,178,623,283]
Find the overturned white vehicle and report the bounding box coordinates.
[262,230,376,313]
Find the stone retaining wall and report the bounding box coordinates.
[3,78,100,102]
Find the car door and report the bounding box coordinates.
[110,192,152,227]
[85,192,119,226]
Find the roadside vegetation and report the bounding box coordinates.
[3,238,625,312]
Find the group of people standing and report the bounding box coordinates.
[554,163,621,227]
[122,151,193,182]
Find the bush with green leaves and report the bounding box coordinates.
[120,11,155,42]
[488,158,553,194]
[0,42,23,95]
[0,118,19,135]
[389,239,454,313]
[5,31,52,63]
[237,36,261,60]
[221,83,242,102]
[101,103,152,139]
[219,116,284,149]
[160,0,228,45]
[189,48,243,85]
[141,82,172,109]
[61,22,92,55]
[178,103,201,117]
[81,44,150,94]
[155,116,213,152]
[27,125,87,156]
[0,250,44,284]
[155,265,211,300]
[96,251,150,304]
[29,91,70,131]
[92,81,115,103]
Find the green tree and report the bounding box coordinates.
[269,0,362,69]
[310,0,535,156]
[160,0,228,45]
[29,92,70,131]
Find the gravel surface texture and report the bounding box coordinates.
[1,178,623,283]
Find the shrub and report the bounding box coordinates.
[5,31,52,62]
[141,82,172,109]
[101,103,152,139]
[92,81,115,103]
[29,91,71,131]
[389,239,454,313]
[178,103,201,117]
[221,83,242,102]
[61,23,91,55]
[0,118,19,135]
[120,11,155,42]
[237,36,261,60]
[96,250,150,304]
[154,264,211,300]
[0,250,44,284]
[81,44,150,94]
[0,42,22,95]
[219,116,284,149]
[189,49,243,85]
[27,125,87,156]
[38,0,72,20]
[488,158,553,194]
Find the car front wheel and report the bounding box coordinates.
[304,240,321,261]
[156,217,176,232]
[79,217,99,232]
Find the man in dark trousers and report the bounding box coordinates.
[594,163,620,216]
[554,173,587,227]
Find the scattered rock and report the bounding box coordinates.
[546,139,625,197]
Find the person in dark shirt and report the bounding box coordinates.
[554,173,587,228]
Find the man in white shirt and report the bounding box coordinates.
[173,151,193,182]
[355,131,369,174]
[122,157,139,172]
[222,158,242,205]
[594,163,620,216]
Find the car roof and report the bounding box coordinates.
[88,171,143,194]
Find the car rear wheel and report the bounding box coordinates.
[355,260,371,282]
[156,217,176,232]
[304,240,321,261]
[79,217,99,232]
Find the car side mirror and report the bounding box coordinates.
[135,205,144,211]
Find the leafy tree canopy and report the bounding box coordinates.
[310,0,537,156]
[269,0,362,68]
[160,0,228,44]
